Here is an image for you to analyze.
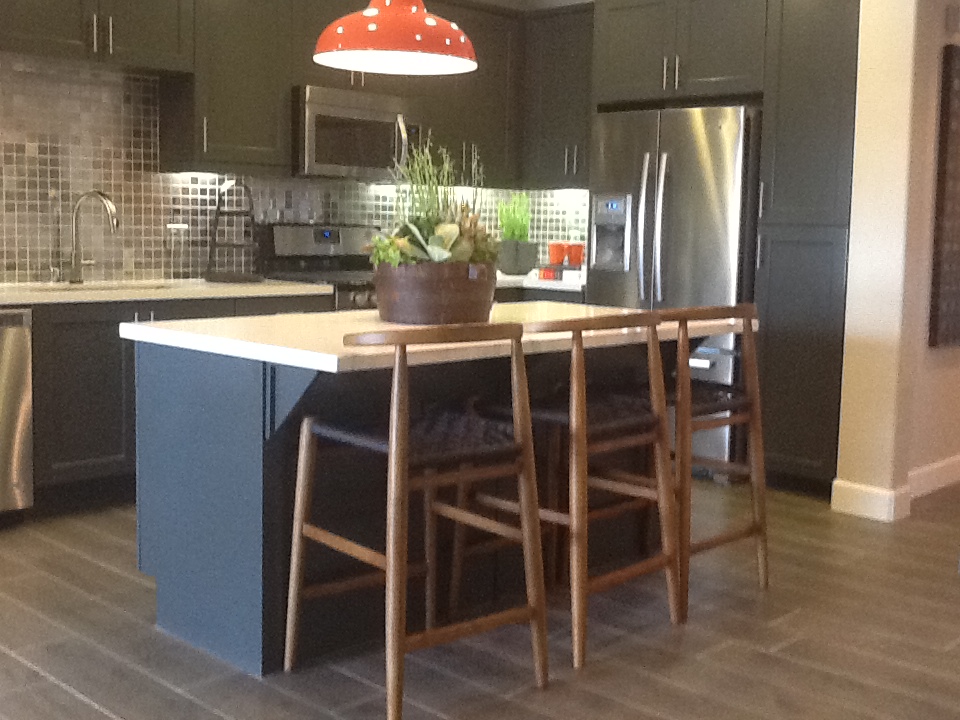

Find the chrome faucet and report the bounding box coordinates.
[69,190,120,284]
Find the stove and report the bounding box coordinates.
[257,224,380,310]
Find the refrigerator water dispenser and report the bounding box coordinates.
[590,193,632,272]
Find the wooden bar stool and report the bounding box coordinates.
[450,311,682,669]
[284,323,549,720]
[665,303,768,621]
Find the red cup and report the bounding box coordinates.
[548,242,568,265]
[567,243,584,266]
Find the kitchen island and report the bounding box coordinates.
[121,302,748,675]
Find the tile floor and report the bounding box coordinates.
[1,482,959,719]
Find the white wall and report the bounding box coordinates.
[903,2,960,497]
[834,0,960,520]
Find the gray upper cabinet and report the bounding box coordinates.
[0,0,97,60]
[594,0,674,104]
[594,0,766,105]
[522,7,593,189]
[410,2,523,188]
[0,0,194,72]
[674,0,766,98]
[98,0,194,73]
[759,0,859,226]
[161,0,292,172]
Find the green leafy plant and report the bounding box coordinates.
[497,193,531,242]
[369,139,498,269]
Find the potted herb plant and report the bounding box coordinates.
[497,192,538,275]
[369,141,499,325]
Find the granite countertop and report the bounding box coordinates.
[0,279,333,306]
[119,300,748,374]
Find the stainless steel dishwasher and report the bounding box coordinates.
[0,309,32,513]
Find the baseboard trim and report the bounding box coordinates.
[831,478,912,522]
[908,454,960,498]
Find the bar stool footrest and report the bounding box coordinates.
[690,522,760,555]
[405,605,535,652]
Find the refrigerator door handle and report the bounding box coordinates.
[637,152,651,301]
[653,152,668,303]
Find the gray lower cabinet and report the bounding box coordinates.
[593,0,766,105]
[33,302,137,488]
[759,0,859,226]
[522,7,593,189]
[32,294,332,488]
[754,224,848,486]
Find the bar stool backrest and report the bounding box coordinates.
[342,322,532,470]
[521,310,670,430]
[656,303,759,398]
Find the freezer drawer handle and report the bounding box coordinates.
[653,152,668,302]
[637,152,651,301]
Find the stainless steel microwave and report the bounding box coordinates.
[294,86,420,180]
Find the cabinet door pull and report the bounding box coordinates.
[92,13,98,54]
[361,72,365,88]
[758,180,765,220]
[755,231,764,270]
[133,311,140,323]
[662,56,668,91]
[674,54,680,90]
[149,311,155,322]
[203,116,209,154]
[108,16,114,55]
[573,145,579,175]
[564,146,569,176]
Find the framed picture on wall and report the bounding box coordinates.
[931,44,960,346]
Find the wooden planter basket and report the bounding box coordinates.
[375,262,497,325]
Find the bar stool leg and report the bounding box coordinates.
[545,426,562,589]
[741,314,769,590]
[447,483,469,619]
[423,484,438,630]
[385,348,410,720]
[675,321,693,623]
[511,339,550,688]
[284,417,317,673]
[568,333,589,670]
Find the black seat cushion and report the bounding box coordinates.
[676,380,751,417]
[308,410,518,470]
[526,389,658,439]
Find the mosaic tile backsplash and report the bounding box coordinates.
[0,52,588,284]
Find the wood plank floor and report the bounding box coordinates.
[1,482,959,720]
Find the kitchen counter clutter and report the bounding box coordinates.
[496,269,586,293]
[129,301,755,674]
[0,278,333,306]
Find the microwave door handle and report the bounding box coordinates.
[637,152,651,301]
[397,114,409,168]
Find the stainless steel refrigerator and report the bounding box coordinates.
[586,105,761,463]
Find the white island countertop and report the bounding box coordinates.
[0,279,332,306]
[120,301,748,374]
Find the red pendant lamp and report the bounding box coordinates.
[314,0,477,76]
